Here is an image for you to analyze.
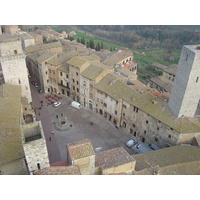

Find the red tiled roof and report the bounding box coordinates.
[34,165,81,175]
[95,147,135,170]
[66,139,95,160]
[50,160,68,167]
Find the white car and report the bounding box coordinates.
[126,139,137,148]
[53,102,61,107]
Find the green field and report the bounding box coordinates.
[51,26,181,79]
[51,26,126,51]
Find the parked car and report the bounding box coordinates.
[38,89,43,93]
[132,141,153,153]
[53,102,61,107]
[31,81,36,85]
[34,83,39,88]
[126,139,137,148]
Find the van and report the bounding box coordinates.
[70,101,82,109]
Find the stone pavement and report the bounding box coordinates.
[47,96,135,160]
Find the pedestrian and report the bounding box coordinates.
[49,137,51,141]
[70,124,72,128]
[41,100,43,104]
[56,115,58,119]
[61,113,63,116]
[52,131,54,134]
[39,112,40,116]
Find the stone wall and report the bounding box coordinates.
[0,158,28,175]
[95,91,122,126]
[22,121,50,174]
[21,37,35,49]
[72,155,95,175]
[101,162,135,175]
[120,102,180,148]
[0,38,32,103]
[168,45,200,118]
[0,55,32,103]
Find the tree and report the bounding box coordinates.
[69,36,74,41]
[81,37,85,45]
[89,39,95,49]
[96,42,101,51]
[101,41,104,49]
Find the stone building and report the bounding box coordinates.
[80,63,114,110]
[102,48,136,71]
[25,41,63,56]
[148,64,177,93]
[19,33,35,49]
[25,42,63,92]
[65,139,136,175]
[132,145,200,175]
[36,138,200,175]
[67,56,92,102]
[66,139,95,175]
[0,34,32,104]
[57,51,79,96]
[22,121,50,174]
[0,84,29,175]
[0,84,49,175]
[34,165,81,175]
[94,73,140,127]
[168,45,200,118]
[28,32,43,45]
[1,25,19,35]
[119,91,200,148]
[95,147,135,175]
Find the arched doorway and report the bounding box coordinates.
[89,100,93,110]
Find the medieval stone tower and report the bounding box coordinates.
[0,34,32,104]
[168,45,200,118]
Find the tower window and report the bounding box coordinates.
[37,163,41,170]
[186,54,188,61]
[196,77,199,83]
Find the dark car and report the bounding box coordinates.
[31,81,36,85]
[38,89,43,93]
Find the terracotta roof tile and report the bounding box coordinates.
[95,147,135,170]
[34,165,81,175]
[66,139,95,160]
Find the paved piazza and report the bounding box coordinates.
[48,97,135,160]
[30,80,135,162]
